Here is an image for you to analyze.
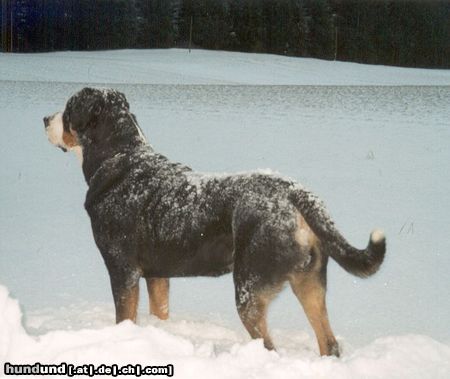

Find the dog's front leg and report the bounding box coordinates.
[113,282,140,323]
[107,263,141,324]
[146,278,169,320]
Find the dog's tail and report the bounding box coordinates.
[289,186,386,278]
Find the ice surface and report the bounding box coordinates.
[0,49,449,376]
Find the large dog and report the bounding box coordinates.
[44,87,386,357]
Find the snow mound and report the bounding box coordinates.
[0,286,36,363]
[1,285,449,378]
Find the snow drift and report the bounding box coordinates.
[1,286,450,378]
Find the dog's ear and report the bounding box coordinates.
[63,87,106,133]
[106,89,130,111]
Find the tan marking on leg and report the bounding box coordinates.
[289,271,339,357]
[146,278,169,320]
[115,283,139,323]
[237,284,283,351]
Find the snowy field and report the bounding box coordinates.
[1,49,450,377]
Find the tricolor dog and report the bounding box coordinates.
[44,87,386,357]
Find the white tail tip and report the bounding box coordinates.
[371,229,385,244]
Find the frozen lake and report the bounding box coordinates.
[1,80,449,350]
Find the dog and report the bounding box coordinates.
[44,87,386,357]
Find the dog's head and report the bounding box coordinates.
[43,111,78,153]
[44,87,145,160]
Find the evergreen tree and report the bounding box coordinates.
[304,0,334,59]
[1,0,448,68]
[136,0,176,48]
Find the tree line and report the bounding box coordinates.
[1,0,449,68]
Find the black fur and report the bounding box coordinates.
[58,87,386,354]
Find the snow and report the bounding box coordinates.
[1,286,450,378]
[0,49,449,85]
[1,49,450,377]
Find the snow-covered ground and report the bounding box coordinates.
[2,286,450,379]
[1,49,450,377]
[1,48,449,85]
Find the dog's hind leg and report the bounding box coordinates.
[234,271,283,350]
[235,290,277,351]
[289,270,340,357]
[146,278,169,320]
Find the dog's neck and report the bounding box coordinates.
[81,139,150,185]
[76,115,149,183]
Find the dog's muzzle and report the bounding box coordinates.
[43,114,68,152]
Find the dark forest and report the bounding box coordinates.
[1,0,449,68]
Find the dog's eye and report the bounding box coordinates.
[59,146,68,153]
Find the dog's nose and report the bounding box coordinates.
[43,116,49,128]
